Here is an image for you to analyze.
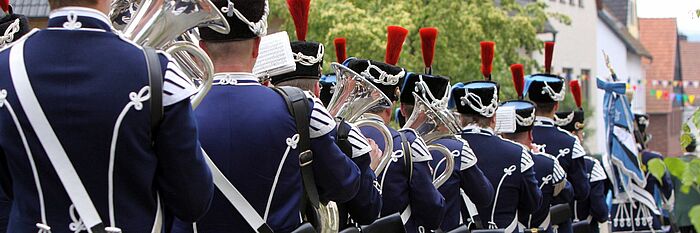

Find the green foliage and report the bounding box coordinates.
[270,0,568,99]
[681,108,700,148]
[647,158,666,183]
[691,205,700,232]
[665,157,689,179]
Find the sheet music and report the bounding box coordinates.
[253,31,297,78]
[494,106,516,133]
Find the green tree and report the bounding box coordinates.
[270,0,569,100]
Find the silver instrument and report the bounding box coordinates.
[116,0,230,108]
[403,92,457,188]
[328,62,395,176]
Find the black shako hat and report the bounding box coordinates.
[400,73,450,105]
[526,74,566,103]
[0,12,30,46]
[199,0,268,42]
[345,58,406,102]
[555,110,585,132]
[451,81,499,117]
[499,100,536,133]
[270,41,324,85]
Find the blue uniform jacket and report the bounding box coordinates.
[459,126,542,233]
[431,136,494,231]
[0,7,213,233]
[172,73,361,233]
[334,122,382,227]
[574,156,609,224]
[360,119,445,233]
[532,117,590,201]
[518,151,568,231]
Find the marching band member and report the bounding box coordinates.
[399,27,493,232]
[172,0,361,231]
[527,42,589,233]
[0,5,31,231]
[454,42,542,233]
[555,80,608,232]
[498,64,570,233]
[634,113,674,231]
[0,0,215,230]
[269,4,382,228]
[347,25,446,233]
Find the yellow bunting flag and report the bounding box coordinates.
[656,90,663,99]
[691,95,696,105]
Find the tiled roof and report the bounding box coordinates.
[11,0,50,18]
[598,7,651,58]
[602,0,629,25]
[640,18,679,113]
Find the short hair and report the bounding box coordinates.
[275,78,318,92]
[535,102,557,115]
[202,39,257,62]
[460,114,492,128]
[367,105,392,114]
[49,0,96,9]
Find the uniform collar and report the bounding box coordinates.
[462,124,495,136]
[535,116,555,127]
[213,72,261,86]
[47,7,113,32]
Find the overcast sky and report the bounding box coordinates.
[637,0,700,41]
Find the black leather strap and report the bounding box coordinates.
[272,87,320,209]
[143,47,163,134]
[335,118,353,158]
[398,132,413,183]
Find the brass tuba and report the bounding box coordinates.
[117,0,230,108]
[328,62,395,176]
[402,91,457,188]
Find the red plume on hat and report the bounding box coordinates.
[385,25,409,66]
[480,41,495,80]
[0,0,8,13]
[544,41,555,74]
[510,64,525,99]
[419,27,438,74]
[334,38,347,63]
[570,79,583,110]
[286,0,311,41]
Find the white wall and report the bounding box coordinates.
[594,18,629,155]
[627,54,646,113]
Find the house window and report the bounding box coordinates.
[570,0,575,5]
[560,0,566,3]
[581,69,591,99]
[579,0,584,7]
[562,68,574,80]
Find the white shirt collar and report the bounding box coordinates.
[49,7,112,27]
[213,72,260,86]
[462,124,495,135]
[535,116,555,127]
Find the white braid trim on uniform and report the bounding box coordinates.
[541,80,566,101]
[516,108,535,127]
[488,165,517,229]
[379,150,405,194]
[361,60,404,85]
[460,87,498,118]
[294,44,324,66]
[107,86,150,232]
[264,133,299,220]
[554,111,574,126]
[0,89,51,232]
[0,19,21,47]
[414,75,451,110]
[220,0,269,36]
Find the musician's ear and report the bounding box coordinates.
[553,102,560,112]
[251,37,262,60]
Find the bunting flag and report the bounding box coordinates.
[691,95,697,105]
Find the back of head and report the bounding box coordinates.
[199,0,268,67]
